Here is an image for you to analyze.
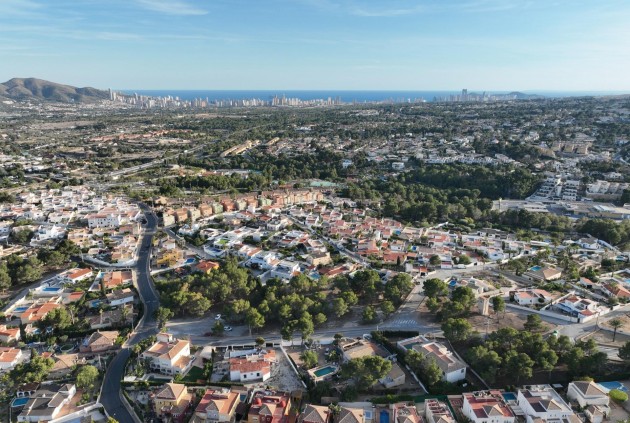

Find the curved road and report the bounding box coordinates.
[100,204,160,422]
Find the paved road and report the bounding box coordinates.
[100,204,160,423]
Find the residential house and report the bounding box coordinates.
[398,336,466,383]
[194,388,241,423]
[17,383,76,422]
[556,295,602,322]
[516,385,579,423]
[567,381,610,408]
[379,363,406,388]
[141,333,193,375]
[101,270,133,290]
[248,391,291,423]
[269,260,301,281]
[393,403,423,423]
[80,330,119,353]
[49,354,86,378]
[341,340,392,362]
[16,298,62,324]
[461,391,515,423]
[0,347,23,370]
[512,289,553,306]
[336,407,365,423]
[524,266,562,283]
[106,288,135,306]
[195,260,220,274]
[63,268,93,283]
[298,405,331,423]
[600,282,630,299]
[0,325,21,343]
[152,383,192,422]
[306,252,332,267]
[230,350,276,382]
[425,399,455,423]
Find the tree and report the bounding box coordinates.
[107,418,120,423]
[332,298,349,318]
[451,286,476,313]
[457,255,471,265]
[155,307,174,328]
[420,356,444,387]
[362,306,378,324]
[429,255,441,266]
[76,365,99,389]
[619,341,630,361]
[524,314,543,332]
[341,291,359,306]
[505,351,534,382]
[423,278,448,298]
[441,318,472,342]
[426,297,441,314]
[406,350,442,387]
[299,313,315,343]
[300,350,318,369]
[246,308,265,336]
[380,300,395,317]
[466,346,502,383]
[0,263,11,291]
[314,313,327,327]
[491,296,505,319]
[609,318,623,342]
[334,333,343,345]
[213,320,224,336]
[255,337,265,347]
[537,349,558,377]
[41,308,71,331]
[341,356,392,386]
[281,322,296,346]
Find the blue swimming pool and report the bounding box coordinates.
[529,265,542,271]
[184,258,196,264]
[11,397,29,407]
[502,393,517,401]
[598,381,628,392]
[313,366,337,377]
[13,306,28,313]
[43,287,61,292]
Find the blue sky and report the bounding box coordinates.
[1,0,629,91]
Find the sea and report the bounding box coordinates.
[118,90,628,103]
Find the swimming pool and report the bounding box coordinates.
[184,258,196,264]
[598,381,628,392]
[529,265,542,271]
[502,393,517,401]
[42,287,62,292]
[11,397,29,407]
[313,366,337,378]
[13,306,28,313]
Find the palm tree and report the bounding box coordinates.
[610,318,623,342]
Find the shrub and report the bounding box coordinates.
[609,389,628,403]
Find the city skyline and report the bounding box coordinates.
[1,0,629,91]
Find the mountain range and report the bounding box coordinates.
[0,78,109,103]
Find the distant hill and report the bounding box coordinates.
[507,91,545,100]
[0,78,109,103]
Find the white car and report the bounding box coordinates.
[215,314,222,320]
[224,326,233,332]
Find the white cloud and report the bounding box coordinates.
[136,0,207,15]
